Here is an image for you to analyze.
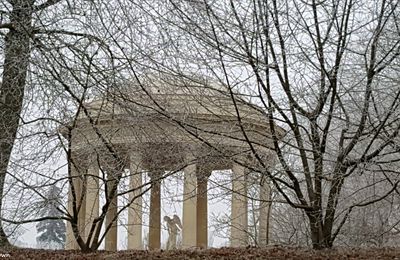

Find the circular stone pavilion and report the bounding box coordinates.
[64,75,283,250]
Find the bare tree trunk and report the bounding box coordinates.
[307,212,329,249]
[0,0,33,247]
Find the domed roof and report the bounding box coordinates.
[83,74,271,127]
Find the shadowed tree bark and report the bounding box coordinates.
[0,0,34,247]
[0,0,64,247]
[135,0,400,249]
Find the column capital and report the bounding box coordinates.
[148,170,163,181]
[196,166,212,181]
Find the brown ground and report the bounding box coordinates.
[0,246,399,260]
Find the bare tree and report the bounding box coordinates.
[0,0,132,249]
[126,0,400,249]
[1,0,400,252]
[0,0,34,247]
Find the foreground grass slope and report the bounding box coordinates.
[0,247,399,259]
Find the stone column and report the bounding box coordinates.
[148,171,162,250]
[66,162,86,250]
[182,160,197,248]
[105,168,120,251]
[230,164,248,247]
[259,180,271,246]
[196,168,211,248]
[84,161,99,245]
[127,153,143,249]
